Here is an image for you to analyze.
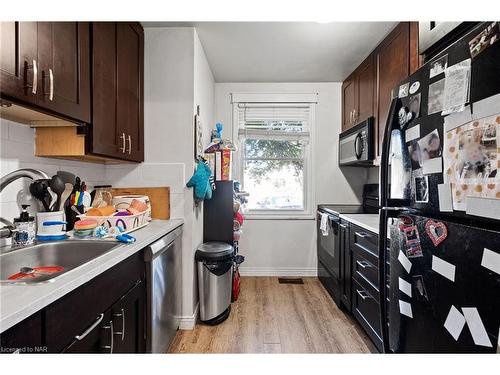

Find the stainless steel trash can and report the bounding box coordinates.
[195,242,233,324]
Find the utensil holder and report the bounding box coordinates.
[65,205,84,231]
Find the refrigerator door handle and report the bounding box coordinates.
[377,96,401,354]
[381,206,412,211]
[378,207,390,353]
[379,97,401,207]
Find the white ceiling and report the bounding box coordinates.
[143,22,397,82]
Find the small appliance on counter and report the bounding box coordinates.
[339,117,374,166]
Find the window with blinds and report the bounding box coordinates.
[234,102,314,215]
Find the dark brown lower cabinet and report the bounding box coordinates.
[63,280,145,353]
[0,311,43,354]
[0,251,146,354]
[111,280,146,353]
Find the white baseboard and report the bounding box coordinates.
[238,267,317,277]
[178,302,199,330]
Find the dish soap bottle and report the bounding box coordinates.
[13,204,35,246]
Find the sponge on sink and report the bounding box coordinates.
[74,219,98,231]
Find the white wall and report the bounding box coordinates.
[214,83,367,275]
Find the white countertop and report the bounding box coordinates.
[0,219,183,333]
[339,213,380,234]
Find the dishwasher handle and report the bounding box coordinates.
[144,226,182,261]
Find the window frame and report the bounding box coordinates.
[231,95,316,220]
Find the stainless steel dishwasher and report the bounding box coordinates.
[144,225,182,353]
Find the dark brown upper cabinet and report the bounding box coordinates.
[91,22,144,162]
[374,22,411,159]
[341,54,375,132]
[36,22,90,123]
[0,22,90,123]
[0,22,38,106]
[341,74,357,131]
[340,22,420,161]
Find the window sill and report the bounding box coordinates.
[244,214,315,220]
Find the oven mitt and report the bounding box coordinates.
[186,161,213,200]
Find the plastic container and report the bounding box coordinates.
[13,204,35,246]
[112,195,151,221]
[36,211,67,240]
[77,208,150,232]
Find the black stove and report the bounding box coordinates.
[318,204,365,216]
[316,184,379,311]
[317,183,380,216]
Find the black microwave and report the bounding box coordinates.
[338,117,374,166]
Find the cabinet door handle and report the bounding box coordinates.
[355,231,368,239]
[42,69,54,101]
[49,68,54,101]
[356,289,372,300]
[127,135,132,155]
[349,110,353,124]
[113,308,125,341]
[353,109,357,123]
[339,224,348,229]
[101,320,114,353]
[74,313,104,341]
[356,259,372,269]
[25,59,38,94]
[119,133,126,153]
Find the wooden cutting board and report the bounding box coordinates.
[111,187,170,220]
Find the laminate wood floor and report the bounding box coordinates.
[168,277,376,353]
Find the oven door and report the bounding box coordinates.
[316,211,340,278]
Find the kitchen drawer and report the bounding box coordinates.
[352,278,382,352]
[44,251,144,352]
[350,224,378,258]
[352,248,379,292]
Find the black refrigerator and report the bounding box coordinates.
[378,22,500,353]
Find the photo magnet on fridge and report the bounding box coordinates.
[409,81,420,95]
[443,114,500,211]
[409,93,421,119]
[408,140,422,170]
[415,175,429,203]
[469,22,500,59]
[398,106,413,127]
[428,78,446,115]
[412,275,429,301]
[429,54,448,78]
[418,129,442,162]
[399,82,410,98]
[403,225,424,258]
[425,219,448,246]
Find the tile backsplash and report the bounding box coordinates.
[0,119,186,233]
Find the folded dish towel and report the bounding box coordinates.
[320,213,329,236]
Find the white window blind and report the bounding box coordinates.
[237,103,311,142]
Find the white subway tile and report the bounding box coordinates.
[8,122,35,144]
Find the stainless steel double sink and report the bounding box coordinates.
[0,241,120,284]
